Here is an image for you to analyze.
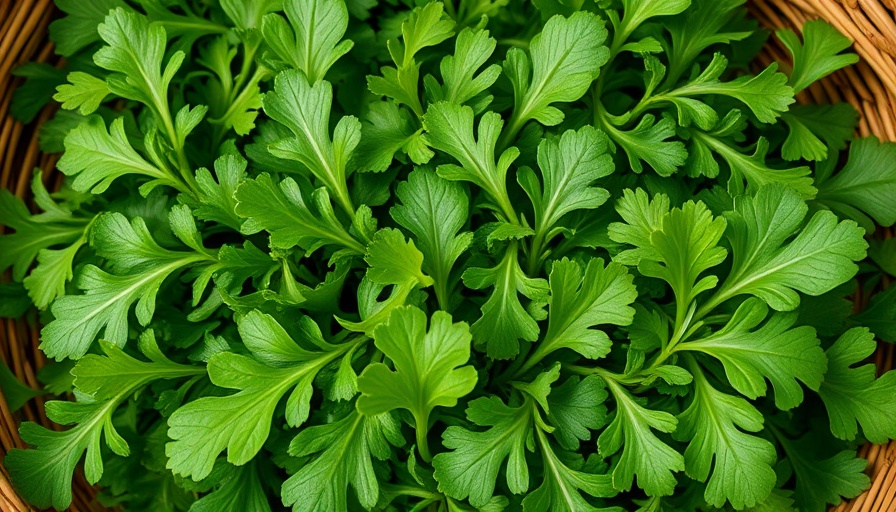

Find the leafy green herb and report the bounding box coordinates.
[4,1,895,511]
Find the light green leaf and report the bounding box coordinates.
[391,169,472,310]
[818,327,896,444]
[598,379,683,496]
[674,363,776,509]
[502,12,608,145]
[714,185,867,312]
[263,70,359,216]
[778,19,859,93]
[681,298,826,410]
[166,311,357,480]
[357,306,476,459]
[463,247,549,359]
[434,396,534,507]
[261,0,353,81]
[53,72,111,115]
[282,409,404,511]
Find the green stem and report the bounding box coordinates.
[415,414,432,462]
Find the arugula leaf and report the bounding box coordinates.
[190,152,247,231]
[434,396,534,507]
[598,379,684,497]
[681,298,826,410]
[392,168,473,310]
[776,430,869,511]
[190,461,272,512]
[261,0,353,81]
[781,103,857,161]
[424,102,519,223]
[818,328,896,444]
[235,174,365,255]
[356,101,431,172]
[57,116,189,196]
[525,428,617,511]
[546,375,608,451]
[463,246,549,359]
[520,258,636,374]
[600,114,687,177]
[707,185,866,313]
[367,2,456,117]
[519,126,614,270]
[166,311,359,480]
[5,333,201,510]
[40,212,215,360]
[49,0,129,56]
[282,408,403,511]
[425,27,502,109]
[0,362,42,412]
[357,306,476,460]
[501,12,608,147]
[263,70,360,216]
[778,19,859,93]
[675,361,776,508]
[815,137,896,231]
[53,72,111,115]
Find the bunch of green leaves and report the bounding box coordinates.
[3,0,896,511]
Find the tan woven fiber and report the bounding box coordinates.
[1,0,895,511]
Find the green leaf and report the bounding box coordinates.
[674,363,776,508]
[235,173,365,255]
[525,258,636,370]
[49,0,129,56]
[693,134,816,197]
[519,125,614,266]
[681,298,826,410]
[714,185,867,312]
[366,2,456,117]
[191,152,247,231]
[777,431,869,512]
[663,54,794,123]
[40,213,212,360]
[357,306,476,459]
[818,327,896,444]
[502,12,608,144]
[601,114,687,177]
[546,375,609,451]
[54,72,111,115]
[356,101,430,172]
[0,188,87,283]
[0,362,42,412]
[463,247,549,359]
[663,0,752,83]
[392,168,472,310]
[363,228,434,288]
[57,116,186,195]
[816,137,896,230]
[94,9,182,116]
[425,27,502,108]
[5,334,199,510]
[778,19,859,93]
[524,429,617,511]
[781,103,857,161]
[282,408,404,511]
[263,70,360,216]
[610,194,728,311]
[424,102,519,223]
[598,379,684,496]
[166,311,357,480]
[261,0,353,81]
[434,396,534,507]
[190,461,272,512]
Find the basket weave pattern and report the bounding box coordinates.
[1,0,895,510]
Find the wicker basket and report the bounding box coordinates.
[1,0,895,510]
